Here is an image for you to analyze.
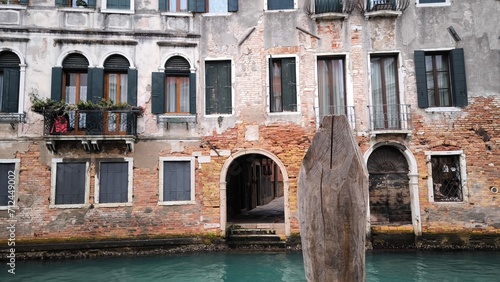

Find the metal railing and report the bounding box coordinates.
[318,105,356,130]
[42,109,139,137]
[367,104,411,131]
[307,0,356,15]
[357,0,410,13]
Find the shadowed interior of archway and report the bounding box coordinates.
[226,154,284,224]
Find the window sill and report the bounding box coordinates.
[160,11,192,17]
[158,201,195,206]
[424,107,461,113]
[416,3,451,8]
[202,12,233,17]
[0,5,27,10]
[265,9,297,13]
[49,204,89,209]
[57,7,95,13]
[364,10,401,19]
[94,203,132,208]
[311,12,349,21]
[100,9,134,14]
[158,114,196,123]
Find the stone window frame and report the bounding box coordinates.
[425,150,468,204]
[158,156,196,206]
[50,158,90,209]
[101,0,135,14]
[0,159,20,210]
[416,0,451,8]
[94,158,133,207]
[266,54,301,116]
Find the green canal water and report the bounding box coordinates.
[2,251,499,281]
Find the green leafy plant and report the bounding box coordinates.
[76,0,88,7]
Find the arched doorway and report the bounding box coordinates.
[367,145,412,225]
[220,150,290,237]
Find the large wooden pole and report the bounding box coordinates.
[298,115,368,282]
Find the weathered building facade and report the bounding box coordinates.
[0,0,498,248]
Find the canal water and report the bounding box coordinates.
[2,250,499,281]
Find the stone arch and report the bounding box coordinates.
[159,53,196,72]
[98,51,136,69]
[56,50,95,67]
[219,149,290,237]
[364,142,421,235]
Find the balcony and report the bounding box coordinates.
[307,0,356,20]
[357,0,409,18]
[318,105,356,130]
[41,109,141,152]
[367,104,412,136]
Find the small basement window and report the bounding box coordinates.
[426,151,467,203]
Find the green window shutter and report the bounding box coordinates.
[188,0,206,12]
[189,72,196,115]
[228,0,238,12]
[19,0,29,4]
[55,0,66,6]
[159,0,167,11]
[414,50,428,108]
[450,48,468,108]
[205,64,216,115]
[269,57,274,111]
[107,0,130,9]
[2,69,20,113]
[268,0,293,10]
[152,72,165,114]
[51,67,63,101]
[220,62,232,114]
[88,68,104,103]
[127,69,138,106]
[281,58,297,112]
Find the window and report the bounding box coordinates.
[0,51,21,114]
[417,0,449,6]
[159,157,195,204]
[414,48,467,109]
[269,57,297,113]
[0,0,29,5]
[0,160,19,209]
[152,56,196,115]
[102,0,134,12]
[95,160,132,205]
[51,160,89,207]
[317,56,346,118]
[370,55,400,129]
[205,60,231,115]
[426,151,467,203]
[55,0,96,8]
[159,0,188,12]
[181,0,238,13]
[267,0,295,10]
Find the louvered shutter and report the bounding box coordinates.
[189,72,196,115]
[450,48,468,108]
[281,58,297,112]
[152,72,165,114]
[414,50,428,108]
[2,69,20,113]
[228,0,238,12]
[127,69,137,106]
[51,67,63,101]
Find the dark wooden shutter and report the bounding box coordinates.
[55,163,86,205]
[163,161,191,201]
[414,50,428,108]
[0,163,15,206]
[282,58,297,112]
[220,62,232,114]
[188,0,206,12]
[99,162,128,203]
[2,69,20,113]
[268,0,293,10]
[159,0,167,11]
[88,67,104,103]
[189,72,197,115]
[51,67,63,101]
[228,0,238,12]
[127,69,138,106]
[205,63,216,114]
[107,0,130,9]
[269,57,274,111]
[152,72,165,114]
[450,48,468,108]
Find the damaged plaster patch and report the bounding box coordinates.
[245,125,259,141]
[0,142,30,158]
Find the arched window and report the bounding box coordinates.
[151,56,196,115]
[0,51,21,113]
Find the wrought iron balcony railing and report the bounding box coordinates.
[42,109,139,137]
[318,105,356,130]
[368,104,412,132]
[357,0,409,14]
[307,0,356,16]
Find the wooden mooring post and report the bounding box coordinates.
[298,115,368,282]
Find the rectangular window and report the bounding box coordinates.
[207,0,227,13]
[317,57,346,119]
[166,76,190,114]
[427,152,466,203]
[205,60,232,115]
[96,161,132,205]
[160,0,188,12]
[0,161,18,208]
[370,55,400,129]
[52,161,88,206]
[269,57,297,113]
[414,49,467,108]
[267,0,295,10]
[417,0,448,4]
[56,0,95,7]
[102,0,133,11]
[159,157,194,204]
[0,0,29,5]
[105,72,128,134]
